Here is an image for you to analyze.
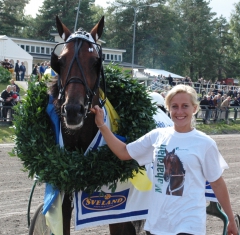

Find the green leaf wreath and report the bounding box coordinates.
[13,64,157,195]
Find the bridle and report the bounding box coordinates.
[51,30,106,118]
[168,175,185,195]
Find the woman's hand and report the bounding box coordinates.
[90,105,105,127]
[227,219,238,235]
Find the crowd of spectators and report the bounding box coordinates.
[0,59,14,70]
[150,75,240,122]
[31,61,51,80]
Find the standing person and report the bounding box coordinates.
[221,96,231,111]
[11,85,20,104]
[167,74,173,87]
[10,79,20,93]
[19,62,26,81]
[1,85,14,121]
[90,84,238,235]
[14,60,20,81]
[39,62,45,77]
[32,64,38,75]
[31,64,39,80]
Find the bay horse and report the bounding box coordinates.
[163,149,185,196]
[50,16,146,235]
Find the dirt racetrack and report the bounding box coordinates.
[0,134,239,235]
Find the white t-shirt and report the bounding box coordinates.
[126,127,228,235]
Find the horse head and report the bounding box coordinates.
[163,149,185,182]
[51,15,104,130]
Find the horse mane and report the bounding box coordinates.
[174,153,185,175]
[49,76,62,116]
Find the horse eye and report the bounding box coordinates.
[92,58,101,70]
[58,57,66,68]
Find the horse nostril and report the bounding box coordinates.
[61,105,67,117]
[79,104,84,114]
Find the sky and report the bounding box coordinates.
[25,0,238,19]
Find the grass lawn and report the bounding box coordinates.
[0,124,15,143]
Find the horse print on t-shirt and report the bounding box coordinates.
[163,149,185,196]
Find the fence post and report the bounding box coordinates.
[234,108,237,121]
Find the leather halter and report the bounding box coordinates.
[52,31,106,117]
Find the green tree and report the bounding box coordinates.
[213,17,233,81]
[18,15,39,39]
[33,0,99,41]
[168,0,219,80]
[228,2,240,79]
[0,0,29,36]
[105,0,181,70]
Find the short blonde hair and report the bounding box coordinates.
[165,84,200,114]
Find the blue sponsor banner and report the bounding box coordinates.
[80,189,129,215]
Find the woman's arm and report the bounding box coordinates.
[90,105,132,161]
[210,177,238,235]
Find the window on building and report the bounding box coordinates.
[26,45,30,52]
[41,47,45,54]
[31,46,35,53]
[46,48,50,54]
[106,54,110,60]
[118,55,122,61]
[21,45,24,49]
[114,55,118,61]
[111,54,113,60]
[36,47,40,53]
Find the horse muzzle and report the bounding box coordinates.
[164,174,170,182]
[61,103,87,129]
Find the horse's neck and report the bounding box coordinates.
[170,174,184,189]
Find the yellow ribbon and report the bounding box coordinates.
[129,169,152,191]
[45,193,63,235]
[99,89,120,133]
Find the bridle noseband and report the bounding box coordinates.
[51,30,106,118]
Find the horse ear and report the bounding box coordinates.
[90,16,104,42]
[56,15,72,42]
[165,149,168,154]
[172,149,175,154]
